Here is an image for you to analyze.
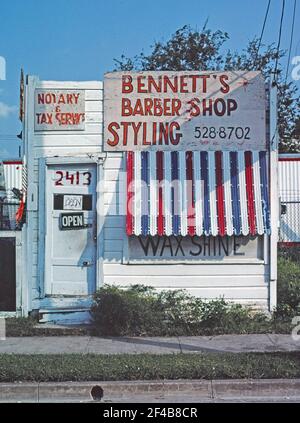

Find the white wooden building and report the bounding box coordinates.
[16,72,279,323]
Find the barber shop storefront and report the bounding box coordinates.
[18,70,278,323]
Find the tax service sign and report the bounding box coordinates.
[104,71,266,151]
[34,89,85,131]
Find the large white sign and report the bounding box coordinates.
[128,235,263,262]
[104,71,266,151]
[34,89,85,131]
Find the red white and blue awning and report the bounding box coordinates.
[126,151,270,237]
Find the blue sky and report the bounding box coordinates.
[0,0,299,157]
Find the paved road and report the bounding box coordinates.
[0,334,299,354]
[30,395,300,403]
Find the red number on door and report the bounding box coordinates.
[54,171,92,186]
[55,171,64,186]
[83,172,92,185]
[65,171,75,185]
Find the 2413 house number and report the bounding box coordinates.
[54,170,92,186]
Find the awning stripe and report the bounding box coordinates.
[141,151,149,236]
[259,151,271,234]
[216,151,226,237]
[134,151,142,235]
[164,151,172,236]
[193,151,203,236]
[127,150,270,237]
[126,151,134,236]
[186,151,195,236]
[179,151,188,236]
[230,152,241,236]
[238,151,249,236]
[157,151,164,236]
[209,152,218,237]
[245,151,256,236]
[171,151,180,235]
[149,151,157,236]
[223,151,234,236]
[252,151,264,235]
[201,152,210,236]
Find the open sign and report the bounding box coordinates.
[60,213,85,230]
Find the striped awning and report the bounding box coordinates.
[126,151,270,237]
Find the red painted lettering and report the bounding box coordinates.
[220,75,230,94]
[107,122,120,146]
[122,75,133,93]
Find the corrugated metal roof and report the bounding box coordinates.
[0,160,23,231]
[279,156,300,202]
[1,161,22,201]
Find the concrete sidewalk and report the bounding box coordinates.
[0,334,299,354]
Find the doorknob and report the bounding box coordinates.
[82,260,92,267]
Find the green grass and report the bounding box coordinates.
[0,353,299,382]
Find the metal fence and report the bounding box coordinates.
[0,200,20,231]
[279,157,300,245]
[0,160,23,232]
[279,190,300,244]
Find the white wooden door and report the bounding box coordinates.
[45,163,97,296]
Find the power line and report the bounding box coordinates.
[254,0,272,68]
[285,0,297,85]
[273,0,286,85]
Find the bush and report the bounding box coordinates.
[91,285,166,336]
[278,245,300,264]
[91,285,270,336]
[276,257,300,318]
